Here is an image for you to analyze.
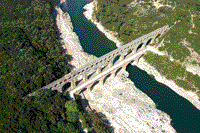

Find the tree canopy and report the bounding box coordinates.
[0,0,73,132]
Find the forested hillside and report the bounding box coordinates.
[0,0,70,98]
[0,0,112,132]
[0,0,72,131]
[93,0,200,99]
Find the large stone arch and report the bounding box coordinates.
[115,67,123,76]
[155,34,161,39]
[136,43,144,52]
[90,80,99,91]
[124,49,133,59]
[75,78,83,86]
[62,82,71,92]
[78,88,87,94]
[113,55,121,65]
[103,74,111,84]
[87,71,96,80]
[145,38,153,46]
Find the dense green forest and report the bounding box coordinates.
[0,87,111,132]
[0,0,72,131]
[93,0,200,56]
[0,0,111,132]
[0,0,71,98]
[144,52,200,95]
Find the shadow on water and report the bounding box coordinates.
[126,64,200,133]
[60,0,117,57]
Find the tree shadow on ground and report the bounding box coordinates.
[75,93,115,133]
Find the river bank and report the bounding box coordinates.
[83,1,123,47]
[83,1,200,110]
[56,2,176,132]
[55,5,97,69]
[134,58,200,110]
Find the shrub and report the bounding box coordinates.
[144,52,186,80]
[175,79,196,92]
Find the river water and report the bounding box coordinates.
[60,1,200,132]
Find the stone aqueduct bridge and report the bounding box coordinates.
[40,25,170,99]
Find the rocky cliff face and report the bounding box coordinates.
[55,2,176,133]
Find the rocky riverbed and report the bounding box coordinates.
[55,6,97,69]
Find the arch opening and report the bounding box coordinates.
[87,71,96,80]
[113,55,120,65]
[136,43,144,52]
[101,64,108,72]
[146,38,152,46]
[90,81,99,91]
[75,79,83,86]
[124,49,132,59]
[78,88,87,94]
[128,60,134,65]
[155,34,161,39]
[62,82,71,92]
[115,67,122,76]
[103,74,111,84]
[138,54,144,61]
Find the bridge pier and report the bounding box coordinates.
[134,47,138,53]
[151,33,164,45]
[122,62,130,71]
[150,38,157,45]
[111,70,117,79]
[99,78,104,86]
[142,42,147,49]
[108,61,113,68]
[131,50,136,55]
[71,77,77,89]
[96,68,101,74]
[69,93,76,101]
[119,54,125,61]
[82,72,87,82]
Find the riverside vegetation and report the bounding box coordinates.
[0,0,110,132]
[92,0,200,99]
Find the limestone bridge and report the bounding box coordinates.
[39,25,170,99]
